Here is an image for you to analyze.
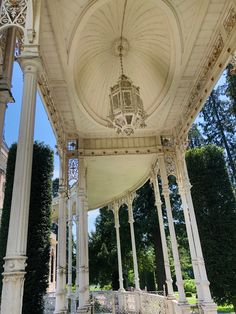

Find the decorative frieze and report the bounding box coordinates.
[0,29,7,77]
[38,74,65,150]
[223,6,236,36]
[68,158,78,184]
[0,0,27,29]
[164,153,176,177]
[186,33,224,118]
[178,5,236,139]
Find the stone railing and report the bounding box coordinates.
[44,290,167,314]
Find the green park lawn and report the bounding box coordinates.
[185,294,234,312]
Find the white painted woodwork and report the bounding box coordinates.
[151,171,175,299]
[158,153,187,305]
[0,57,41,314]
[112,203,125,291]
[55,156,67,314]
[127,195,140,291]
[67,197,73,297]
[77,157,90,308]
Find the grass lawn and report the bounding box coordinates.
[176,293,235,312]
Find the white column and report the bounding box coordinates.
[78,157,89,308]
[0,102,7,147]
[54,156,67,314]
[75,201,80,299]
[175,149,203,303]
[158,153,187,305]
[67,197,73,297]
[0,57,42,314]
[176,147,216,312]
[112,202,124,291]
[151,171,175,299]
[127,194,140,290]
[0,28,15,148]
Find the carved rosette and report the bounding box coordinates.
[3,256,27,274]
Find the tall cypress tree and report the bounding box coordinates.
[200,88,236,185]
[0,143,17,294]
[186,145,236,310]
[0,142,53,314]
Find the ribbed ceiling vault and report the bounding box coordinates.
[69,0,181,128]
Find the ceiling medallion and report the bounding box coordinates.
[108,0,147,136]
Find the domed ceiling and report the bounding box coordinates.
[73,0,175,128]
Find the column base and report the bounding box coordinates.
[178,303,192,314]
[0,256,27,314]
[167,299,192,314]
[167,293,176,300]
[54,310,68,314]
[200,302,217,314]
[76,303,91,314]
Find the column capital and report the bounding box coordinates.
[128,201,134,224]
[17,56,43,74]
[112,202,120,228]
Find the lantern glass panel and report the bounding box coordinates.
[126,115,133,125]
[123,91,132,108]
[113,93,120,110]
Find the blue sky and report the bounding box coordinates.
[5,62,99,232]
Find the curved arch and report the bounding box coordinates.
[0,24,24,34]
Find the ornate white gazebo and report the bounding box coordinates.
[1,1,236,313]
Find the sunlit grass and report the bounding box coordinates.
[175,293,234,312]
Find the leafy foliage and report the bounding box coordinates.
[0,142,53,314]
[0,143,17,295]
[199,87,236,185]
[226,66,236,115]
[89,180,190,292]
[186,145,236,308]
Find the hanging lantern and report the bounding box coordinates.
[108,73,147,136]
[107,1,147,136]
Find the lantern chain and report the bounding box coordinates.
[119,0,128,76]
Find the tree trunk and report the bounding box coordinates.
[152,223,166,291]
[211,93,236,184]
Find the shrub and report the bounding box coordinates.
[184,279,196,293]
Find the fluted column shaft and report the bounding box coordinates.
[158,153,187,304]
[152,172,175,298]
[75,202,80,298]
[113,203,124,291]
[78,157,89,308]
[176,147,215,307]
[0,57,42,314]
[67,197,73,297]
[54,157,67,314]
[127,198,140,290]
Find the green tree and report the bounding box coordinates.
[186,145,236,310]
[226,66,236,115]
[52,178,59,197]
[200,88,236,185]
[188,123,205,149]
[89,178,192,292]
[0,142,53,314]
[0,143,17,294]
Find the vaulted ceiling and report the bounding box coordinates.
[39,0,236,209]
[40,0,235,140]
